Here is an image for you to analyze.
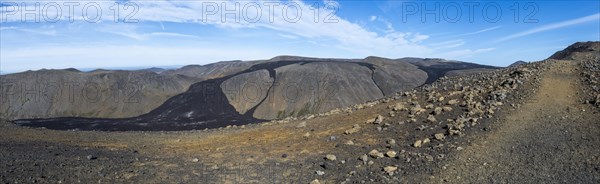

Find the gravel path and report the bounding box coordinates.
[431,60,600,183]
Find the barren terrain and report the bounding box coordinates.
[1,43,599,183]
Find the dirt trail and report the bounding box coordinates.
[431,60,600,183]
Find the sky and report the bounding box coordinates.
[0,0,599,74]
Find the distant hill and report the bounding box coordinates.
[549,41,600,60]
[509,61,528,67]
[138,67,166,73]
[0,69,198,120]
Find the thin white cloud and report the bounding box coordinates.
[440,48,496,59]
[0,26,17,30]
[410,33,429,43]
[429,39,465,49]
[455,26,502,37]
[278,33,299,39]
[150,32,200,38]
[99,24,199,41]
[496,13,600,42]
[111,31,199,40]
[369,16,377,21]
[0,26,57,36]
[117,32,199,41]
[159,22,165,31]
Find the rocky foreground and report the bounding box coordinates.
[0,42,599,183]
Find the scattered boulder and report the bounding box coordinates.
[386,150,397,158]
[423,138,430,144]
[310,179,321,184]
[413,140,423,148]
[375,115,384,124]
[366,115,384,124]
[386,139,396,145]
[368,149,384,158]
[316,170,325,176]
[391,103,406,111]
[426,115,437,123]
[433,107,443,115]
[329,136,337,141]
[425,155,434,162]
[325,154,337,161]
[490,89,508,101]
[442,106,453,112]
[296,121,307,128]
[383,166,398,175]
[410,105,426,115]
[434,133,445,141]
[303,132,311,138]
[447,99,460,105]
[359,154,369,164]
[86,155,97,160]
[344,124,361,135]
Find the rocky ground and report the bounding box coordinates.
[1,43,599,183]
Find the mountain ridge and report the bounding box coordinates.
[1,55,516,130]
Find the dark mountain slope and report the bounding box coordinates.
[9,57,500,131]
[549,41,600,60]
[0,69,197,120]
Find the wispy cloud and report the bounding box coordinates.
[1,0,499,72]
[99,24,199,41]
[454,26,502,37]
[113,31,199,40]
[278,34,299,40]
[369,16,377,22]
[496,13,600,42]
[429,39,465,49]
[118,0,473,57]
[1,0,486,58]
[440,48,496,59]
[0,26,57,36]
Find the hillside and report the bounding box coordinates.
[0,69,198,120]
[6,57,498,131]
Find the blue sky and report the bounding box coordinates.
[1,0,599,73]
